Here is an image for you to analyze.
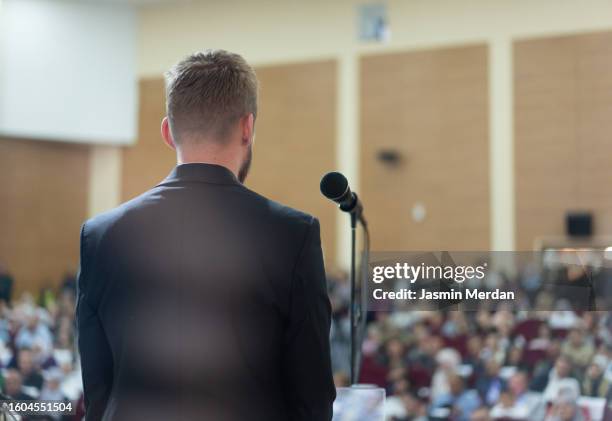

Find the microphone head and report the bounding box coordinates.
[320,171,349,201]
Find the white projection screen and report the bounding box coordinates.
[0,0,137,145]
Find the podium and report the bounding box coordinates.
[332,385,385,421]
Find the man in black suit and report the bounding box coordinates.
[76,50,336,421]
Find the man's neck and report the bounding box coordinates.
[177,149,240,178]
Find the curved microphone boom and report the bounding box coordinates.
[320,172,366,226]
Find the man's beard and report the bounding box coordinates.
[237,144,252,183]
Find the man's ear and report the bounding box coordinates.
[241,113,255,146]
[161,117,176,150]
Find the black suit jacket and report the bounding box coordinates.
[76,163,336,421]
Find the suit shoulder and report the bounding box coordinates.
[239,186,316,229]
[82,189,159,241]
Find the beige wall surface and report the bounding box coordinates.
[361,45,490,251]
[7,0,612,292]
[515,31,612,249]
[91,0,612,264]
[0,137,89,294]
[250,60,338,264]
[121,78,175,202]
[136,0,612,77]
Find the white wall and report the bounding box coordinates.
[0,0,137,144]
[93,0,612,263]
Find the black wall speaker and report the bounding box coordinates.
[566,212,593,237]
[376,149,402,167]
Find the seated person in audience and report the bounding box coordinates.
[463,335,484,372]
[2,369,34,400]
[544,393,584,421]
[430,348,462,402]
[32,338,55,370]
[598,314,612,346]
[480,331,507,367]
[441,312,469,338]
[561,328,595,371]
[39,368,67,402]
[507,345,530,372]
[581,355,610,398]
[384,337,408,371]
[15,308,53,352]
[490,372,544,419]
[53,316,75,368]
[408,332,441,374]
[529,324,553,351]
[475,359,505,406]
[532,356,580,402]
[16,347,44,391]
[530,341,563,391]
[431,374,481,421]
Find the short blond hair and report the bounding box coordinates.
[164,49,258,142]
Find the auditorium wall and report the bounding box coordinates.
[360,45,490,251]
[121,78,175,201]
[248,61,338,262]
[0,137,89,294]
[515,30,612,250]
[7,0,612,292]
[127,0,612,261]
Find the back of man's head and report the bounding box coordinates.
[164,49,258,144]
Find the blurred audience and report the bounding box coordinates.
[327,260,612,421]
[0,268,81,420]
[0,254,610,421]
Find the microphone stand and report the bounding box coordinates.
[0,392,19,421]
[0,408,18,421]
[319,172,370,386]
[350,213,357,385]
[348,211,369,385]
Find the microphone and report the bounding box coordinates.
[320,171,369,385]
[320,172,365,225]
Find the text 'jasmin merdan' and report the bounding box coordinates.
[371,262,488,284]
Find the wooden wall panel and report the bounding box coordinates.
[0,138,89,294]
[249,60,337,264]
[360,45,490,251]
[123,61,337,265]
[515,31,612,249]
[121,78,176,201]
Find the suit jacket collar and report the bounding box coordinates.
[160,163,240,186]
